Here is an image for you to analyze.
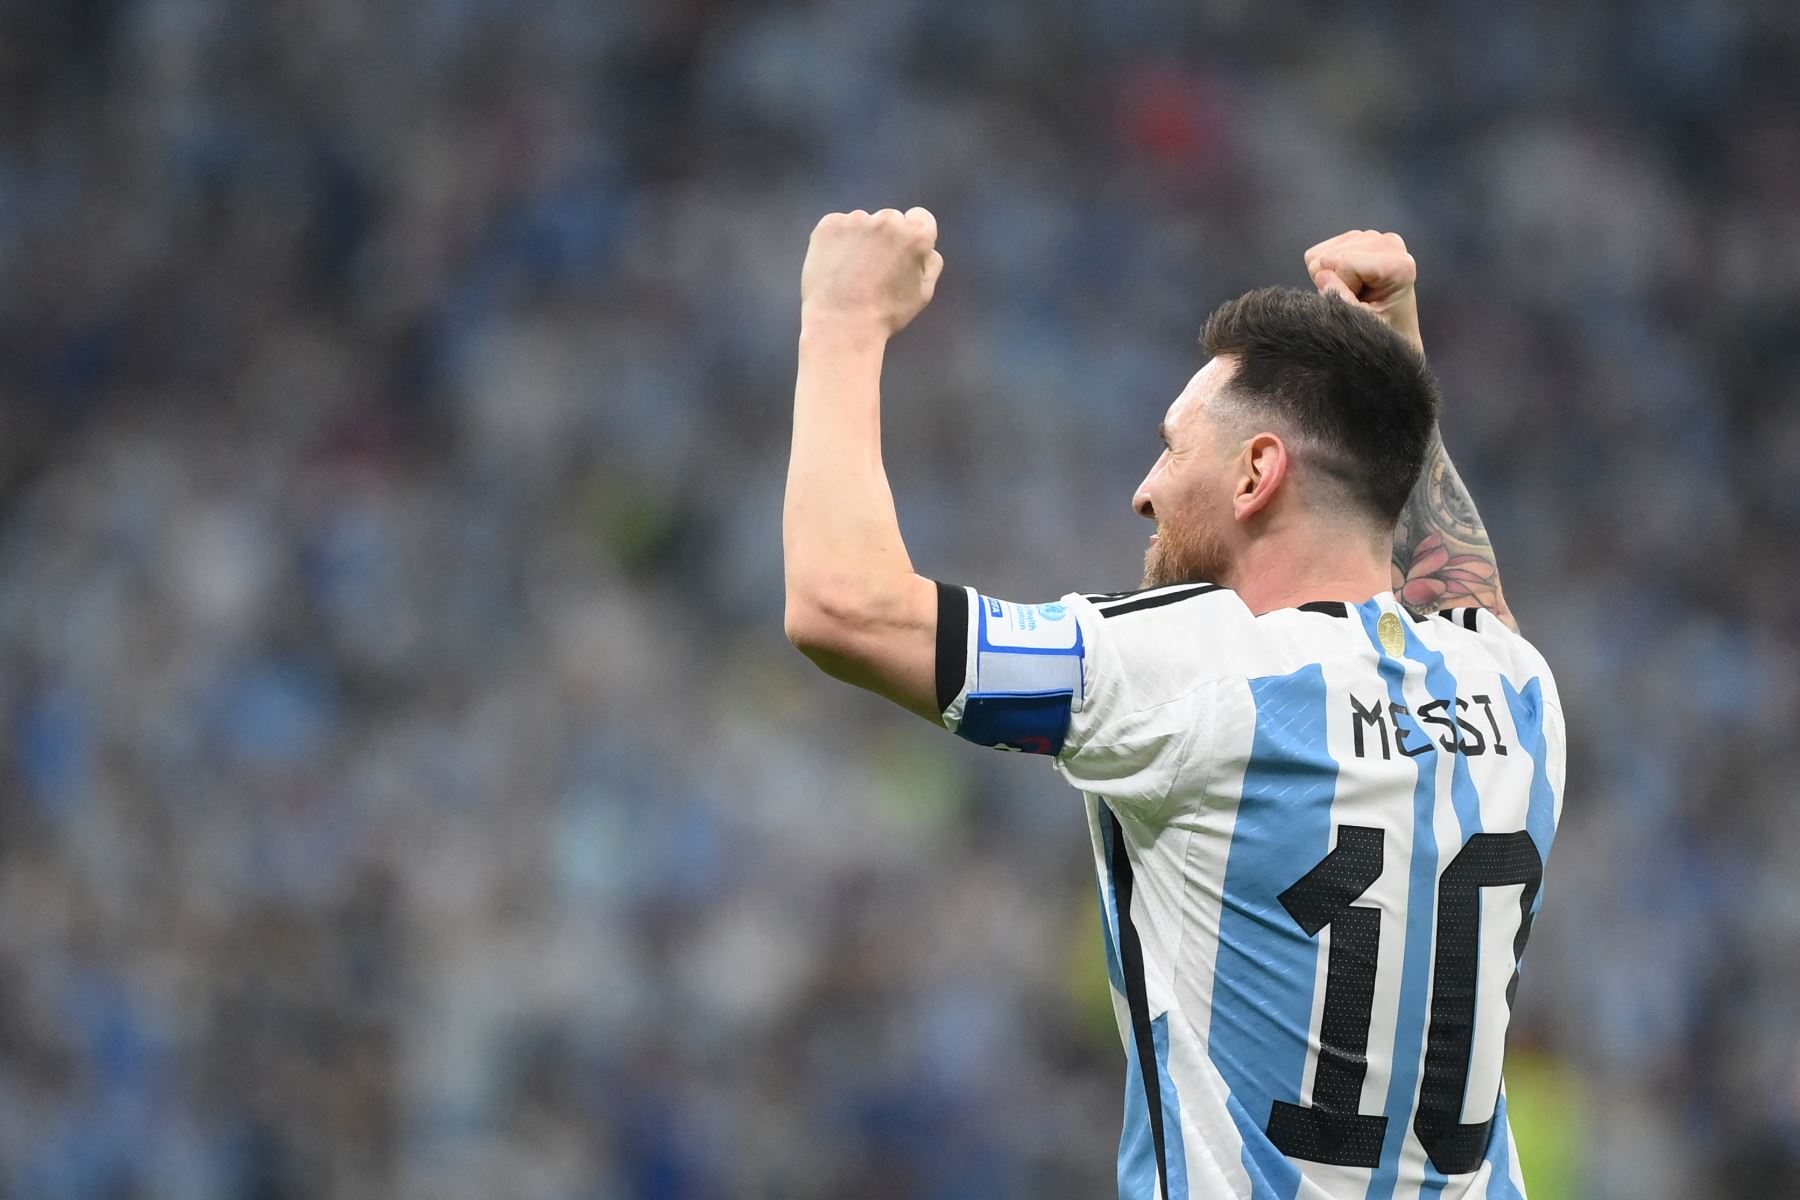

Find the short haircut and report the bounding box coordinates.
[1200,286,1440,526]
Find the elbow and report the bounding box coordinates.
[784,589,862,661]
[785,597,873,685]
[785,575,905,669]
[783,601,832,658]
[785,571,924,668]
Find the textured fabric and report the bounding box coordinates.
[939,586,1566,1200]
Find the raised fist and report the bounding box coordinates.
[801,207,944,337]
[1303,230,1422,352]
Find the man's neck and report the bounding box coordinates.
[1222,534,1390,617]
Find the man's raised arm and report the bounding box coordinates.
[1304,230,1519,631]
[782,207,947,719]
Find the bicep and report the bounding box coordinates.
[854,582,1209,824]
[787,578,1092,740]
[793,578,1197,809]
[937,585,1198,806]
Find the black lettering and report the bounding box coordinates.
[1268,826,1389,1167]
[1471,695,1508,756]
[1389,703,1431,758]
[1415,831,1543,1173]
[1452,698,1487,756]
[1272,829,1545,1177]
[1417,699,1462,754]
[1350,695,1389,760]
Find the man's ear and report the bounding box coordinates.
[1232,433,1289,523]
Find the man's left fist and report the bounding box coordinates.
[801,207,944,337]
[1304,229,1423,353]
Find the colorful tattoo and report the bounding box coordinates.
[1391,430,1517,631]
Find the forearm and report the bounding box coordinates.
[782,317,920,632]
[1391,428,1517,631]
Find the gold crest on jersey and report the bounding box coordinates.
[1378,611,1406,657]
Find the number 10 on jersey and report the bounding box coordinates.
[1269,825,1543,1175]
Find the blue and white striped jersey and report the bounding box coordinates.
[935,582,1565,1200]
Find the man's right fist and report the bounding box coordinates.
[1303,230,1423,352]
[801,207,944,337]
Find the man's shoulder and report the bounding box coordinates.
[1073,581,1241,621]
[1415,605,1564,719]
[1425,603,1555,665]
[1068,582,1256,665]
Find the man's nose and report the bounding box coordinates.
[1133,486,1155,520]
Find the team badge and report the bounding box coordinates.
[1378,611,1406,656]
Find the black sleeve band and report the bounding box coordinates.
[934,581,969,715]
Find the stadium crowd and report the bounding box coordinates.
[1,0,1798,1196]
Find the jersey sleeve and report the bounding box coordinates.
[934,581,1215,816]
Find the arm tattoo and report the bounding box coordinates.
[1391,429,1518,631]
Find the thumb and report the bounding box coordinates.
[1312,267,1358,304]
[921,249,945,299]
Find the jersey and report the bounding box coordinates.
[933,582,1566,1200]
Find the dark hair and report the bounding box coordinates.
[1200,286,1439,525]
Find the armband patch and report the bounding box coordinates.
[974,597,1085,701]
[948,595,1085,755]
[956,691,1073,756]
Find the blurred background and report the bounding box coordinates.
[1,0,1797,1196]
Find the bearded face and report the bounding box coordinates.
[1142,493,1233,589]
[1134,358,1247,590]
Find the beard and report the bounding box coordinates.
[1142,506,1231,589]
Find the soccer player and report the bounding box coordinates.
[783,211,1564,1200]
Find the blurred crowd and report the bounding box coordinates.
[1,0,1798,1196]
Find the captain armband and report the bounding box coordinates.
[942,589,1086,756]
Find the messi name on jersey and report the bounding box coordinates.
[1348,693,1510,759]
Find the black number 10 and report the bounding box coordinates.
[1267,826,1543,1174]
